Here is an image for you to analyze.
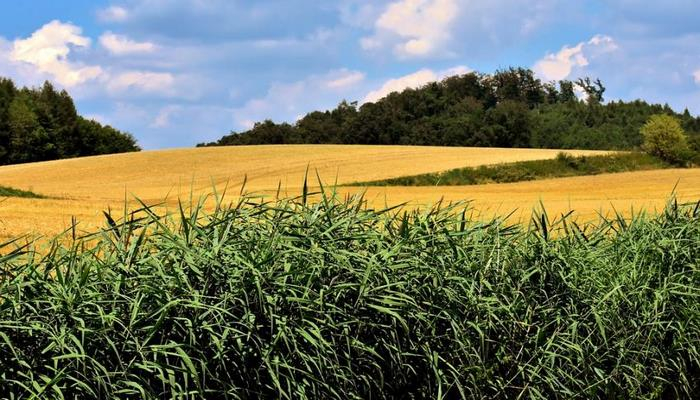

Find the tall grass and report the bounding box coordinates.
[351,152,670,187]
[0,187,699,399]
[0,186,47,199]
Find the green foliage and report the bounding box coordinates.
[575,77,606,105]
[0,78,140,165]
[641,114,694,165]
[1,192,699,398]
[351,152,670,186]
[0,185,46,199]
[199,68,700,150]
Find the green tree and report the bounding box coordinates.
[483,100,531,147]
[201,68,700,151]
[575,77,605,105]
[7,95,52,163]
[558,80,577,103]
[0,78,18,161]
[640,115,693,165]
[0,76,140,164]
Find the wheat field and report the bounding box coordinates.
[339,168,700,221]
[0,144,698,239]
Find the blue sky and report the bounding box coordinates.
[1,0,699,149]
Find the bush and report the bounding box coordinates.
[641,115,693,165]
[1,192,699,398]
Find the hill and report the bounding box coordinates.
[200,68,700,151]
[0,77,139,165]
[0,145,610,238]
[1,145,699,240]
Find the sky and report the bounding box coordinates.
[1,0,699,149]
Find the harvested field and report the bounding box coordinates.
[0,145,608,199]
[0,145,696,238]
[340,168,700,221]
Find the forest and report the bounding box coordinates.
[200,68,700,151]
[0,77,140,165]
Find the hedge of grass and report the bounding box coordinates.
[1,190,698,399]
[350,152,670,187]
[0,186,47,199]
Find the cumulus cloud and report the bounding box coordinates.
[363,65,470,103]
[533,35,618,81]
[150,105,182,128]
[0,20,181,97]
[325,69,366,89]
[98,6,130,22]
[99,32,156,55]
[359,0,571,60]
[9,20,104,87]
[361,0,459,58]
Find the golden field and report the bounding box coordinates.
[0,144,697,239]
[340,169,700,222]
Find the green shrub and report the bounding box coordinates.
[641,115,693,165]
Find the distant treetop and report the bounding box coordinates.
[199,67,700,151]
[0,77,140,165]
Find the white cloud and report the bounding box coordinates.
[325,69,366,89]
[694,69,700,85]
[0,20,183,97]
[150,105,181,128]
[107,71,175,94]
[361,0,459,58]
[232,81,305,129]
[9,20,104,87]
[533,35,618,81]
[363,65,470,103]
[98,6,129,22]
[99,32,156,55]
[533,43,588,81]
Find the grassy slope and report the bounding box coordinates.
[350,152,670,186]
[0,186,46,198]
[1,193,699,398]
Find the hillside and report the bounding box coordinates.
[1,145,699,239]
[0,145,607,199]
[0,77,139,165]
[200,68,700,151]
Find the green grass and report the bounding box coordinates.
[350,152,671,186]
[0,185,47,199]
[0,189,699,399]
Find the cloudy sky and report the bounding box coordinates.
[1,0,699,149]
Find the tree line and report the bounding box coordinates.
[199,68,700,152]
[0,77,140,165]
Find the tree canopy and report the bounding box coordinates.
[641,114,693,165]
[0,77,140,165]
[200,68,700,151]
